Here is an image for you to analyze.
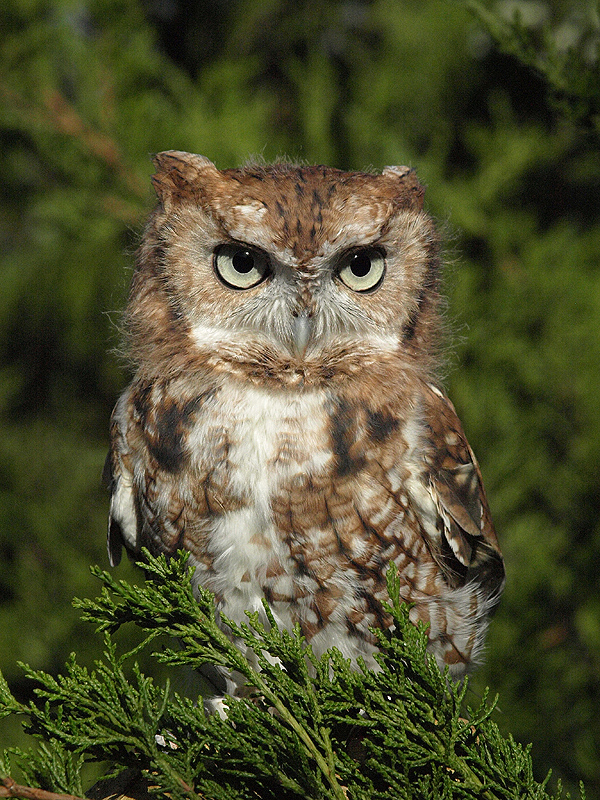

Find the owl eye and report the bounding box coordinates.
[214,243,270,289]
[337,248,385,292]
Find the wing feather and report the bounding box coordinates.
[422,383,504,594]
[105,390,142,567]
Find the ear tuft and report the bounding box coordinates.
[382,165,412,179]
[382,165,425,211]
[151,151,218,208]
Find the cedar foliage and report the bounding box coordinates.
[1,0,599,797]
[0,551,584,799]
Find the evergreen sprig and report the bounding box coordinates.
[464,0,600,134]
[0,551,583,800]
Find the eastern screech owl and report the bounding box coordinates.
[105,151,504,703]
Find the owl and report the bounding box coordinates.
[105,150,504,702]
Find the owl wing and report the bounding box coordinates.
[420,383,504,596]
[104,390,141,567]
[103,454,127,568]
[105,384,205,567]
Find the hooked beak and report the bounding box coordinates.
[292,312,313,358]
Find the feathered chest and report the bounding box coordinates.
[108,372,503,673]
[185,383,336,503]
[110,377,431,646]
[126,375,419,515]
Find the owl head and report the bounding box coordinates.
[125,151,442,386]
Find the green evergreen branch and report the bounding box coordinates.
[0,551,584,799]
[463,0,600,133]
[79,554,346,800]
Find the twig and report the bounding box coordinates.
[1,777,87,800]
[0,83,148,201]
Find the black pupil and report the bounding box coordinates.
[232,249,255,274]
[350,252,372,277]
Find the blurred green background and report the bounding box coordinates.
[1,0,599,796]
